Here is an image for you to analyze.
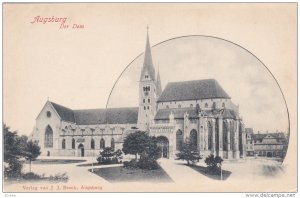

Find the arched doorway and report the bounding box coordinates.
[157,136,169,158]
[190,129,198,149]
[78,143,84,157]
[267,152,273,157]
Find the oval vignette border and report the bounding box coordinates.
[105,35,291,163]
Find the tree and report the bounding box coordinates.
[122,131,161,170]
[176,139,201,165]
[204,154,223,174]
[3,124,41,177]
[4,124,25,177]
[122,131,149,160]
[24,140,41,172]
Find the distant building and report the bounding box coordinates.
[253,132,287,158]
[245,128,255,156]
[244,129,288,158]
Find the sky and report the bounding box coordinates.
[108,36,289,133]
[3,4,295,136]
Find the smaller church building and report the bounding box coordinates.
[32,31,247,160]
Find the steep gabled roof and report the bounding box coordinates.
[50,102,76,123]
[48,101,138,125]
[157,79,230,102]
[74,107,139,125]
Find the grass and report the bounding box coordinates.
[90,166,173,183]
[188,165,231,181]
[30,159,86,164]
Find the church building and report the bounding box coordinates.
[32,31,246,159]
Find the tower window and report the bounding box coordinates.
[144,106,146,110]
[145,75,148,79]
[148,98,150,103]
[147,106,150,110]
[143,99,145,103]
[91,139,95,149]
[143,86,150,91]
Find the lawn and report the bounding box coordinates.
[188,165,231,181]
[90,166,173,183]
[30,159,86,164]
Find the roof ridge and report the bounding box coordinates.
[73,106,139,111]
[49,101,73,111]
[167,78,216,85]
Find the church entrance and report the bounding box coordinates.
[157,136,169,158]
[78,144,84,157]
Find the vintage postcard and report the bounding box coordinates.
[2,3,297,193]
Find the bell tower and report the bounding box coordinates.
[138,28,159,131]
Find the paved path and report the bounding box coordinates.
[4,156,289,192]
[158,158,213,183]
[4,157,117,192]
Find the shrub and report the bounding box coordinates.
[4,158,24,178]
[97,147,123,165]
[176,140,201,165]
[204,154,223,174]
[137,157,160,170]
[123,158,159,170]
[123,159,139,169]
[48,173,68,183]
[22,172,42,180]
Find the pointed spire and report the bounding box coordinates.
[140,26,156,81]
[156,65,162,96]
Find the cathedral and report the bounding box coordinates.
[32,31,246,160]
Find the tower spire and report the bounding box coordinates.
[156,65,162,96]
[140,26,156,81]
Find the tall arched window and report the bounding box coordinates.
[212,102,216,109]
[62,139,66,149]
[91,138,95,149]
[100,138,105,149]
[223,121,228,151]
[72,138,75,149]
[215,120,219,150]
[111,138,115,151]
[45,125,53,148]
[190,129,198,149]
[208,122,213,150]
[176,130,184,150]
[230,121,234,150]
